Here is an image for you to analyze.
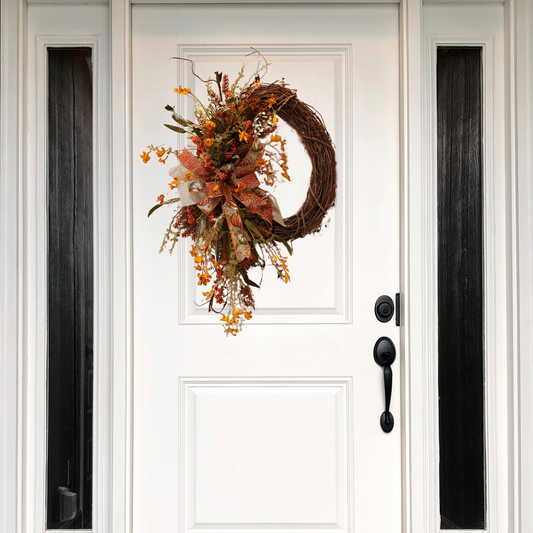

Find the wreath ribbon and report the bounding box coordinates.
[169,149,284,263]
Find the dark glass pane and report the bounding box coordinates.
[47,48,93,530]
[437,47,486,530]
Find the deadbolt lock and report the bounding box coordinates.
[374,295,395,323]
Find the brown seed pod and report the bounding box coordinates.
[252,82,337,241]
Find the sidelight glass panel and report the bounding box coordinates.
[47,48,93,530]
[437,47,486,530]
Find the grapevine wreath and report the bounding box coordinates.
[141,53,337,335]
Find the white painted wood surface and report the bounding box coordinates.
[132,4,401,533]
[398,1,433,532]
[110,0,134,532]
[506,1,533,531]
[23,0,509,4]
[0,0,24,532]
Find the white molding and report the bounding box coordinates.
[23,0,507,4]
[25,34,106,533]
[26,0,107,2]
[110,1,134,533]
[0,1,25,533]
[23,4,132,533]
[400,2,441,533]
[179,378,354,533]
[24,5,116,529]
[129,0,502,4]
[424,30,509,532]
[506,1,533,532]
[425,0,503,3]
[131,0,398,3]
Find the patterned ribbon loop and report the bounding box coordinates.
[169,147,282,262]
[200,173,272,262]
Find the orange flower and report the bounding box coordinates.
[174,86,191,95]
[234,182,246,193]
[272,111,279,125]
[185,171,193,181]
[239,130,249,143]
[157,194,165,204]
[197,272,212,286]
[140,151,151,163]
[156,148,166,157]
[169,177,180,189]
[205,120,216,129]
[270,135,281,143]
[267,94,276,108]
[204,138,214,147]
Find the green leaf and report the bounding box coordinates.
[147,197,180,217]
[165,105,190,127]
[237,266,261,289]
[148,203,164,217]
[273,234,293,256]
[199,216,206,235]
[164,124,187,134]
[174,116,190,128]
[244,219,265,240]
[192,127,202,137]
[226,97,235,104]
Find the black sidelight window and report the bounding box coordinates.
[47,48,94,529]
[437,47,485,530]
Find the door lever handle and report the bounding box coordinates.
[373,337,396,433]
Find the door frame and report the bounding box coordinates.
[1,1,532,533]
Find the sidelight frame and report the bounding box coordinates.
[426,34,503,532]
[1,1,532,533]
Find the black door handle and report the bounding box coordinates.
[373,337,396,433]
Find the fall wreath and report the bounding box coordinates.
[141,53,337,335]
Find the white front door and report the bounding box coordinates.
[132,4,401,532]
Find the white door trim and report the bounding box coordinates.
[1,1,532,533]
[109,1,134,532]
[422,12,507,530]
[398,2,439,532]
[0,0,25,531]
[506,1,533,531]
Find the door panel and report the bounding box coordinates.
[132,4,400,533]
[181,379,350,530]
[177,47,345,324]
